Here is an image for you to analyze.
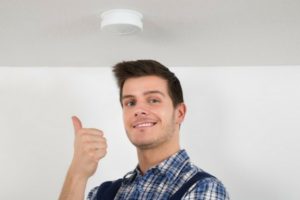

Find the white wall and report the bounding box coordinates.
[0,66,299,200]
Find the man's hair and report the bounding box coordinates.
[113,59,184,107]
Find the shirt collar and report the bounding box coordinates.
[154,149,190,183]
[123,149,191,184]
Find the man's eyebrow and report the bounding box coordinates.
[143,90,165,97]
[122,95,135,100]
[122,90,165,100]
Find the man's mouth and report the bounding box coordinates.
[133,122,157,128]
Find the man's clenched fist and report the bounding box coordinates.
[69,116,107,179]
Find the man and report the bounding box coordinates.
[59,60,229,200]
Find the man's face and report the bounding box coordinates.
[121,75,185,150]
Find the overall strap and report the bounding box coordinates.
[95,171,213,200]
[169,171,214,200]
[95,178,123,200]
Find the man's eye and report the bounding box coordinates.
[149,99,160,104]
[125,101,136,107]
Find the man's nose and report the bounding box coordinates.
[134,106,148,117]
[134,110,147,117]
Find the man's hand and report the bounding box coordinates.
[59,116,107,200]
[69,116,107,179]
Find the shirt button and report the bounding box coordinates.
[137,184,142,192]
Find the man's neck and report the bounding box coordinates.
[136,143,180,175]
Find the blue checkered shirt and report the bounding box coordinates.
[87,149,229,200]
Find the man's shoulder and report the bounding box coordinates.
[87,179,123,200]
[182,170,230,200]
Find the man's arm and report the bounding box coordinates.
[59,116,107,200]
[58,167,88,200]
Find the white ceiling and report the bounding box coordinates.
[1,0,300,67]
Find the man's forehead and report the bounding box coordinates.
[121,76,169,98]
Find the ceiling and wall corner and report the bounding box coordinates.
[0,0,300,66]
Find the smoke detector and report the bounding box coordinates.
[100,9,143,35]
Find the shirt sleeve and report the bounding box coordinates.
[182,177,230,200]
[86,186,99,200]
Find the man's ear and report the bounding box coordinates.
[175,103,187,124]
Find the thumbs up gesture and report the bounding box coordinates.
[69,116,107,179]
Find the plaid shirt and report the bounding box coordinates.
[87,150,229,200]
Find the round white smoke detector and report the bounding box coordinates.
[100,9,143,35]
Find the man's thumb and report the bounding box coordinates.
[72,116,82,133]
